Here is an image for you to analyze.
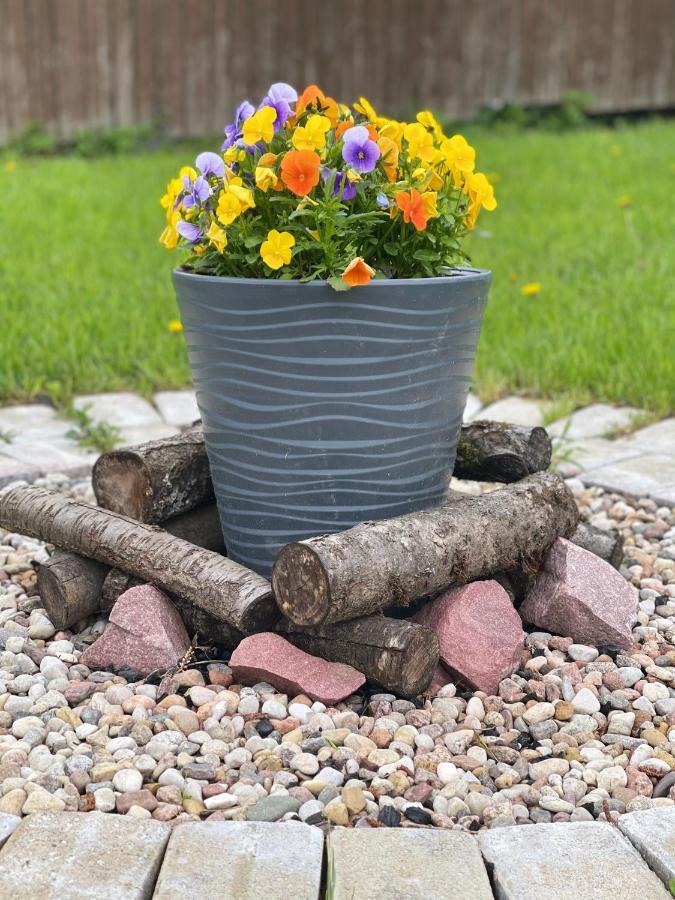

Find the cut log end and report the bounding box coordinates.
[272,543,330,626]
[92,452,153,521]
[239,591,280,634]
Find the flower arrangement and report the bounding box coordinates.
[160,83,496,289]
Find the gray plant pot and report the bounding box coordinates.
[173,268,491,577]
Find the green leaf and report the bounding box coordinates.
[413,249,439,261]
[668,877,675,897]
[243,234,261,248]
[328,276,350,292]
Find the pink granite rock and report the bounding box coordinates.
[81,585,190,676]
[229,633,366,704]
[412,580,524,695]
[519,537,637,649]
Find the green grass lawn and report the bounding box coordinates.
[1,120,673,413]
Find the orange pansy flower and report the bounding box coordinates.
[280,150,321,196]
[341,257,376,287]
[296,84,339,125]
[395,189,428,231]
[335,118,355,140]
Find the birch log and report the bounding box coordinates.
[0,486,276,634]
[36,503,225,630]
[453,420,552,482]
[278,616,440,697]
[92,429,214,522]
[272,473,578,627]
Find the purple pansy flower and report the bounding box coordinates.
[178,173,210,210]
[176,221,203,243]
[376,191,390,208]
[321,167,357,201]
[260,84,297,132]
[341,125,380,174]
[196,151,225,178]
[221,100,255,151]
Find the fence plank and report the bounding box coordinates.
[1,0,674,142]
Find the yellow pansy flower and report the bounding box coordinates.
[421,191,438,220]
[167,319,183,333]
[260,230,295,270]
[403,123,438,164]
[242,106,277,145]
[441,134,476,185]
[216,190,243,226]
[228,181,255,210]
[521,282,542,296]
[354,97,378,121]
[464,203,480,231]
[292,115,331,152]
[206,221,227,253]
[160,177,182,217]
[379,119,404,149]
[223,147,246,164]
[416,110,444,140]
[255,166,278,192]
[159,210,181,249]
[179,166,197,180]
[464,171,497,211]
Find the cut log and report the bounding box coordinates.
[453,420,552,483]
[0,486,276,634]
[272,472,579,627]
[570,522,624,570]
[99,569,243,649]
[37,551,109,631]
[36,503,225,631]
[92,429,214,523]
[278,616,440,698]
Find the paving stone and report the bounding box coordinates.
[0,404,71,442]
[463,392,483,422]
[613,418,675,457]
[0,814,19,849]
[0,811,169,899]
[582,455,675,506]
[328,828,493,899]
[619,807,675,886]
[153,390,200,428]
[0,439,96,475]
[479,821,669,900]
[73,393,164,428]
[0,455,41,487]
[153,821,323,900]
[477,396,544,427]
[548,403,643,440]
[557,437,643,472]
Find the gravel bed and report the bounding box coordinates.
[0,473,673,830]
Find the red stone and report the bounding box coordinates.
[81,585,190,677]
[519,538,637,649]
[63,681,96,705]
[412,580,524,695]
[229,633,366,705]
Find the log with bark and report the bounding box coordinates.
[37,551,109,631]
[99,568,243,649]
[92,429,214,523]
[36,503,225,630]
[453,420,552,483]
[278,616,439,697]
[272,472,579,627]
[1,486,276,634]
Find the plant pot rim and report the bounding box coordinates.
[172,266,491,288]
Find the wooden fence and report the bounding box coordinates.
[1,0,674,142]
